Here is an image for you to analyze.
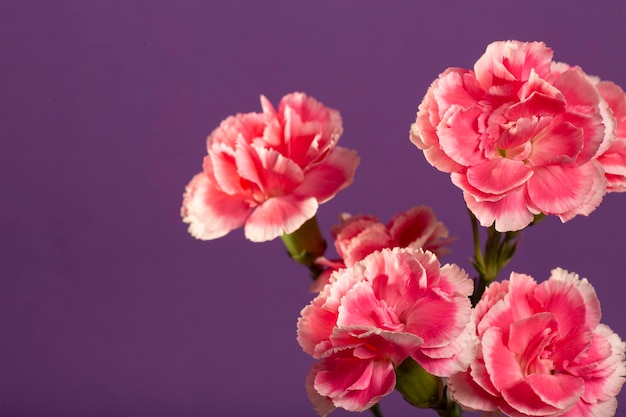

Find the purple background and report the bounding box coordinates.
[2,1,626,416]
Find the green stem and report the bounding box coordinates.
[394,357,463,415]
[434,387,463,417]
[468,212,545,305]
[369,403,384,417]
[468,211,522,306]
[469,209,484,271]
[280,216,327,279]
[470,276,487,307]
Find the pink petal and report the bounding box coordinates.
[599,140,626,176]
[505,272,541,321]
[532,277,588,339]
[387,205,453,257]
[437,105,484,166]
[181,172,251,240]
[548,268,601,330]
[577,325,626,403]
[412,315,478,375]
[278,92,343,167]
[597,81,626,137]
[559,398,618,417]
[507,313,558,365]
[244,194,318,242]
[300,268,362,358]
[473,41,553,91]
[451,172,504,202]
[404,289,472,349]
[297,146,360,204]
[437,263,475,298]
[558,161,607,221]
[500,379,562,416]
[314,355,395,413]
[476,295,514,338]
[433,68,481,111]
[556,67,601,108]
[527,119,584,166]
[260,94,277,117]
[363,249,437,311]
[482,327,523,390]
[463,186,535,232]
[235,139,304,196]
[306,364,336,417]
[336,283,403,331]
[207,112,269,149]
[208,145,244,195]
[410,122,464,173]
[496,115,547,155]
[599,139,626,191]
[516,69,566,110]
[527,165,596,214]
[554,68,606,163]
[474,280,510,329]
[448,368,499,412]
[466,158,533,194]
[470,358,500,397]
[333,216,393,267]
[331,327,423,364]
[297,297,338,357]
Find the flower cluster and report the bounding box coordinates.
[410,40,626,232]
[297,248,476,415]
[182,40,626,417]
[182,92,359,242]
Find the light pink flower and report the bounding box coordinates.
[298,248,476,415]
[311,206,453,292]
[448,269,626,417]
[181,93,359,242]
[596,81,626,192]
[411,40,612,232]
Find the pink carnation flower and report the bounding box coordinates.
[448,269,626,417]
[181,93,359,242]
[311,206,453,292]
[333,205,453,265]
[298,248,476,415]
[411,40,613,231]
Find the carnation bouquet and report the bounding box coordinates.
[181,41,626,417]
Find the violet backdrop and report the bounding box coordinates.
[2,1,625,416]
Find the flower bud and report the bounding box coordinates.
[281,216,326,274]
[394,357,443,409]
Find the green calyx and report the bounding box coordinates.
[280,216,327,279]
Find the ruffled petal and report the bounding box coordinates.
[527,165,596,214]
[181,172,251,240]
[313,355,395,413]
[336,283,402,331]
[482,327,524,391]
[306,363,336,417]
[463,186,535,232]
[235,139,304,196]
[466,158,533,194]
[244,194,318,242]
[437,105,484,166]
[297,147,360,203]
[448,368,500,412]
[500,379,562,416]
[474,41,553,91]
[527,119,583,166]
